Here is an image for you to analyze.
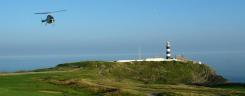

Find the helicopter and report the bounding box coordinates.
[35,10,66,25]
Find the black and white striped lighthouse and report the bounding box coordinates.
[166,41,171,59]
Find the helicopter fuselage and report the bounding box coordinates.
[42,15,55,24]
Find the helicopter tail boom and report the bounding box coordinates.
[41,20,46,23]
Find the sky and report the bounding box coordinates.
[0,0,245,56]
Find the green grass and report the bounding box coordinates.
[1,61,245,96]
[47,61,226,84]
[0,73,93,96]
[211,84,245,92]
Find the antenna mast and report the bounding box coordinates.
[138,47,142,60]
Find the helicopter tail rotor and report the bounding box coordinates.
[41,17,45,23]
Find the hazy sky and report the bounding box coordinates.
[0,0,245,56]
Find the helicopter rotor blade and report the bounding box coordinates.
[52,10,66,13]
[35,12,50,14]
[34,10,66,14]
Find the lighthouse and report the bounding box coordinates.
[166,41,171,59]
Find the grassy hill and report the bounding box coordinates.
[0,61,244,96]
[39,61,226,85]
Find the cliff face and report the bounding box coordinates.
[50,61,226,85]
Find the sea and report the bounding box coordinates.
[0,52,244,83]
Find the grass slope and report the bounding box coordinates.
[0,72,93,96]
[0,61,244,96]
[42,61,226,84]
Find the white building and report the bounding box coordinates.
[116,58,178,62]
[116,59,143,62]
[145,58,166,61]
[145,58,177,62]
